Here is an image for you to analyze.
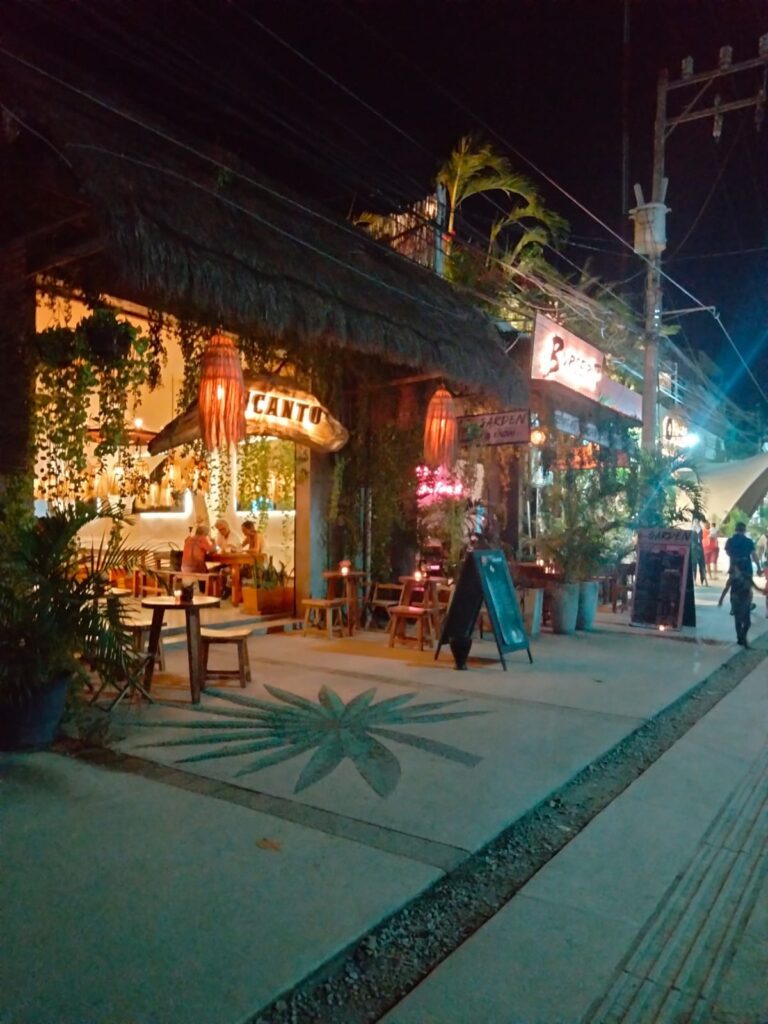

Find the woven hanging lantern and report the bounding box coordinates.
[198,334,246,451]
[423,386,458,469]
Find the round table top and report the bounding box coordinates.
[141,595,221,609]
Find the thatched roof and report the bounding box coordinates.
[0,58,527,405]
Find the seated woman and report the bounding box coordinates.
[241,520,265,562]
[181,524,214,588]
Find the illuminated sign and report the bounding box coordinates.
[458,409,530,446]
[243,378,348,452]
[532,314,642,421]
[149,375,348,456]
[532,314,603,394]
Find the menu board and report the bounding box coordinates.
[437,550,532,670]
[631,528,694,630]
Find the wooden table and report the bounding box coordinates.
[207,552,256,605]
[141,595,220,703]
[323,570,368,635]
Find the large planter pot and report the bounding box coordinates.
[0,677,70,752]
[576,580,600,631]
[546,582,580,635]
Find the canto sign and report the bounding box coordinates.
[148,376,349,455]
[244,377,348,452]
[532,313,603,394]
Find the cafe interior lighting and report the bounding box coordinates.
[530,427,547,446]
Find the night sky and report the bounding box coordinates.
[7,0,768,411]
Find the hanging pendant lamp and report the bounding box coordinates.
[198,333,246,451]
[423,385,458,469]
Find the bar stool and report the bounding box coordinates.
[200,627,253,688]
[301,598,347,638]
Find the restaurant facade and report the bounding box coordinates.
[1,59,528,605]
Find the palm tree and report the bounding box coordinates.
[435,135,568,265]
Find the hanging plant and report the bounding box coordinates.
[33,306,161,502]
[237,437,296,529]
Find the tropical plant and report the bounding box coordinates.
[435,135,568,266]
[537,463,628,582]
[0,500,142,706]
[624,450,704,529]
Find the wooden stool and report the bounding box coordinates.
[200,627,252,688]
[127,620,166,670]
[301,598,346,638]
[388,604,435,650]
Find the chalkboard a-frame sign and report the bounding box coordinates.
[436,550,532,670]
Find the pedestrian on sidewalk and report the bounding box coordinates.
[691,520,707,585]
[724,521,756,576]
[703,518,719,578]
[728,563,765,648]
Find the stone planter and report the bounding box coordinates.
[546,581,580,635]
[576,580,600,631]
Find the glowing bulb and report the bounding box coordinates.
[133,416,143,429]
[530,428,547,446]
[216,384,225,401]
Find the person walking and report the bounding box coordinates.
[728,562,765,648]
[690,520,707,586]
[703,519,719,578]
[724,521,756,576]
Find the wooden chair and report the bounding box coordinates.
[388,603,435,651]
[364,581,404,629]
[201,627,253,688]
[301,598,347,638]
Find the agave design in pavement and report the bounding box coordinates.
[134,684,486,797]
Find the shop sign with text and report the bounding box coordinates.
[532,314,603,396]
[458,409,530,446]
[533,313,642,421]
[244,377,349,452]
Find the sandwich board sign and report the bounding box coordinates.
[436,549,532,670]
[631,528,695,630]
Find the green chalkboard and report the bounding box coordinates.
[436,550,532,670]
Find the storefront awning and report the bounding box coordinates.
[694,453,768,521]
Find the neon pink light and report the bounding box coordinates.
[415,465,465,505]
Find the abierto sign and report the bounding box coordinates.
[458,409,530,446]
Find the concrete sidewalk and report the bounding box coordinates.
[1,589,765,1023]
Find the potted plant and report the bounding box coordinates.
[0,499,141,750]
[538,467,628,633]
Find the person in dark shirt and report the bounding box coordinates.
[724,522,756,576]
[728,562,765,648]
[690,520,707,585]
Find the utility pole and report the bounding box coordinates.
[630,38,768,452]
